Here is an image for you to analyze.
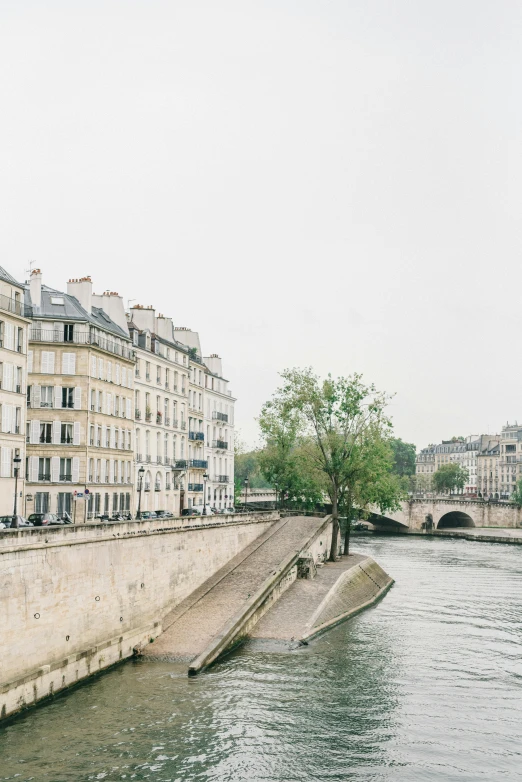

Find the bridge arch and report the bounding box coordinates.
[437,511,475,529]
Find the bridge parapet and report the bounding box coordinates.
[370,498,522,532]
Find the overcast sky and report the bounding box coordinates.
[1,1,521,449]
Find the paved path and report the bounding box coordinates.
[142,515,328,661]
[251,554,372,641]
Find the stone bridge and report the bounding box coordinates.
[371,498,522,532]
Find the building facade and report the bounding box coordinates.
[0,267,30,515]
[476,436,500,498]
[25,272,135,520]
[416,436,481,494]
[129,307,189,516]
[203,354,235,510]
[497,424,522,500]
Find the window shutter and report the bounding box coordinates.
[126,398,131,419]
[107,362,112,382]
[30,456,39,482]
[41,352,48,374]
[121,367,126,387]
[30,419,40,444]
[52,420,61,445]
[98,358,103,380]
[91,356,96,377]
[115,365,120,385]
[62,352,76,375]
[2,405,8,433]
[74,387,81,409]
[28,350,33,373]
[5,363,13,391]
[1,447,10,477]
[110,426,115,449]
[109,459,114,483]
[54,385,62,409]
[73,421,81,446]
[5,323,14,351]
[107,393,112,415]
[6,405,13,434]
[72,457,80,483]
[32,384,41,407]
[49,352,55,374]
[101,391,106,414]
[51,456,60,482]
[102,424,107,446]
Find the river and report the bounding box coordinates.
[1,535,522,781]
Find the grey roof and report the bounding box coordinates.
[24,284,129,340]
[0,266,23,287]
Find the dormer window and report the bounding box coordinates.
[133,330,138,346]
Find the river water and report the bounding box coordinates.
[1,535,522,782]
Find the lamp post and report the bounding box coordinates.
[137,465,145,519]
[12,455,21,528]
[203,471,209,515]
[244,477,249,513]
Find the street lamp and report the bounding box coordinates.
[137,465,145,519]
[244,477,249,513]
[12,455,21,528]
[203,472,209,515]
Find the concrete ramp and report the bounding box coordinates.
[141,515,331,672]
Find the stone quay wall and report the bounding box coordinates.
[0,511,278,720]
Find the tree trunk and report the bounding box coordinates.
[329,491,339,561]
[343,498,352,556]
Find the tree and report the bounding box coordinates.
[432,463,469,495]
[389,438,416,477]
[263,368,401,560]
[511,479,522,507]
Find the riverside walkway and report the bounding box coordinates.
[142,515,330,668]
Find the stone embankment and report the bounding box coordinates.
[251,554,393,643]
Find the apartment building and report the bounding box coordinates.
[0,266,30,515]
[203,354,235,510]
[476,436,500,498]
[497,423,522,499]
[130,307,189,516]
[416,436,480,494]
[25,271,135,520]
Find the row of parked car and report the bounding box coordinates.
[0,507,238,528]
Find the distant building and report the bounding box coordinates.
[497,423,522,500]
[476,436,500,498]
[416,435,481,494]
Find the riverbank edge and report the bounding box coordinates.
[378,529,522,544]
[300,576,394,643]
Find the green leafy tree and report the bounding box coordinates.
[263,368,401,560]
[432,463,469,495]
[389,438,416,477]
[511,479,522,507]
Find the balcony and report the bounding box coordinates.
[212,411,229,423]
[189,431,204,441]
[38,472,51,481]
[212,440,228,450]
[174,459,187,469]
[144,482,151,492]
[172,419,179,428]
[145,454,151,463]
[60,436,74,445]
[145,412,152,422]
[40,401,53,408]
[156,413,162,424]
[60,473,72,482]
[188,483,203,492]
[217,475,229,483]
[165,416,171,426]
[29,328,135,360]
[135,410,141,420]
[165,456,171,465]
[0,292,31,318]
[190,459,208,469]
[154,483,161,492]
[157,456,162,464]
[180,421,187,430]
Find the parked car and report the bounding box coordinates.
[140,511,157,520]
[0,515,33,528]
[181,508,201,517]
[28,513,60,526]
[155,510,172,518]
[201,506,215,516]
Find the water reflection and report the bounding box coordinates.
[1,536,522,781]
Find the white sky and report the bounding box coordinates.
[1,1,521,449]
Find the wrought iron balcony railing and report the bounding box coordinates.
[212,411,228,422]
[188,483,203,492]
[29,328,135,360]
[212,440,228,450]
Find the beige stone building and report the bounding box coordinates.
[497,424,522,500]
[25,272,135,520]
[129,307,189,516]
[476,437,500,498]
[0,266,30,515]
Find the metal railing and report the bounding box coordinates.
[172,419,179,428]
[144,482,151,492]
[135,410,141,420]
[60,473,72,482]
[212,440,228,450]
[0,292,31,318]
[29,328,135,359]
[165,416,171,426]
[189,431,204,441]
[174,459,188,469]
[154,483,161,491]
[212,411,228,422]
[188,483,203,492]
[38,472,50,481]
[217,475,229,483]
[180,421,187,430]
[190,459,208,469]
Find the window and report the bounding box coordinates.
[35,492,50,512]
[41,386,54,408]
[17,328,23,353]
[58,493,73,513]
[40,423,52,444]
[146,362,150,381]
[38,457,51,480]
[62,352,76,375]
[61,423,73,444]
[60,458,72,482]
[157,366,161,384]
[62,387,74,409]
[0,321,3,347]
[41,351,55,374]
[64,324,74,342]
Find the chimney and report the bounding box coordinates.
[67,276,92,314]
[129,304,156,333]
[30,268,42,309]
